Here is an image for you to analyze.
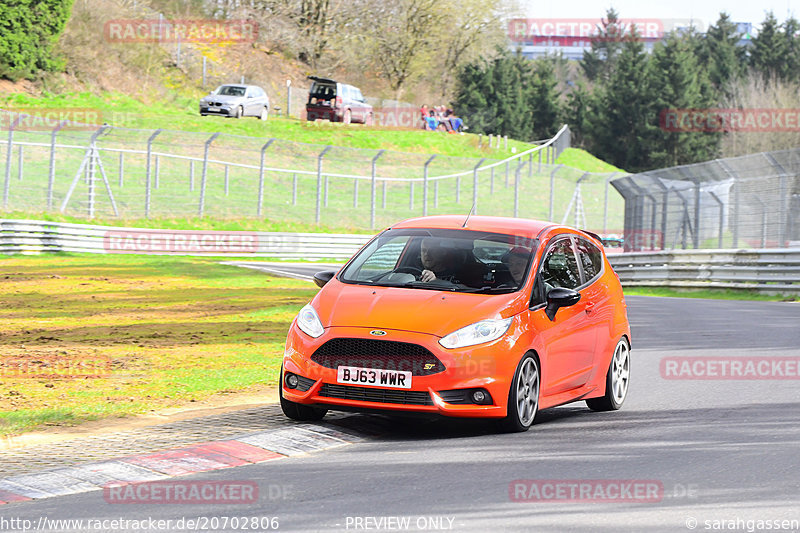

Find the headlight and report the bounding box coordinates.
[439,318,513,349]
[296,304,324,338]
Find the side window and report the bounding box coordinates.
[350,237,410,280]
[540,238,581,290]
[575,238,603,283]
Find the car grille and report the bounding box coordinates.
[437,390,470,404]
[310,338,444,376]
[319,383,433,406]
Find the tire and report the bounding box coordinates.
[234,106,243,119]
[343,109,351,124]
[496,354,540,433]
[259,106,268,120]
[586,337,630,412]
[279,366,327,421]
[365,112,373,126]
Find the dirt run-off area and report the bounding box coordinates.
[0,254,317,438]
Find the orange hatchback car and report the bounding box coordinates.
[280,216,631,432]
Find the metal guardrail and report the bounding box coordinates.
[608,249,800,293]
[0,219,371,261]
[4,219,797,293]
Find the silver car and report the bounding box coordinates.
[199,84,270,119]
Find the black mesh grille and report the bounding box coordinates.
[438,390,469,404]
[311,338,444,376]
[319,383,433,405]
[294,374,315,392]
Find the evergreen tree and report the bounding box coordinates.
[647,31,720,168]
[527,58,561,139]
[580,8,626,82]
[0,0,75,81]
[781,17,800,82]
[750,12,786,82]
[585,36,657,171]
[701,13,746,93]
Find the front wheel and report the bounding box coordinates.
[234,106,243,118]
[586,337,630,411]
[497,354,540,433]
[258,106,269,120]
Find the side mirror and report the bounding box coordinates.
[544,287,581,321]
[313,270,337,288]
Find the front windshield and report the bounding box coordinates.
[217,85,246,96]
[339,228,537,293]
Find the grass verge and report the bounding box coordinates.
[624,286,796,302]
[0,253,318,436]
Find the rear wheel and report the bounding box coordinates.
[279,366,327,421]
[586,337,630,411]
[497,354,539,433]
[343,109,351,124]
[365,112,373,126]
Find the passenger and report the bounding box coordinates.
[502,247,532,285]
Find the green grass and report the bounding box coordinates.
[555,148,626,174]
[0,253,318,436]
[624,286,796,302]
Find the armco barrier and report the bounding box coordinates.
[607,249,800,293]
[3,219,798,293]
[0,219,371,261]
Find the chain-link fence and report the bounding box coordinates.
[0,115,626,231]
[612,149,800,251]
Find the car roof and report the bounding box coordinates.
[389,215,555,238]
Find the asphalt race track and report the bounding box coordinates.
[4,264,800,532]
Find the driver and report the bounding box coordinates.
[419,237,486,286]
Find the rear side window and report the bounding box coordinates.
[540,238,581,290]
[575,238,603,283]
[311,83,335,98]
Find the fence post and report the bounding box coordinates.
[514,160,527,218]
[753,195,767,248]
[693,179,701,249]
[354,178,359,207]
[198,132,219,217]
[316,146,332,224]
[3,115,23,208]
[549,164,563,222]
[154,155,160,189]
[764,153,789,247]
[409,182,414,210]
[118,152,124,188]
[528,152,533,178]
[292,174,297,205]
[602,172,618,235]
[381,180,387,209]
[145,129,163,218]
[202,56,207,88]
[257,138,276,216]
[17,145,23,182]
[472,158,486,215]
[224,165,229,196]
[709,191,724,248]
[370,149,385,229]
[189,160,194,191]
[504,135,508,151]
[47,120,68,210]
[505,161,509,187]
[423,155,436,216]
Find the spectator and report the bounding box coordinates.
[424,110,439,131]
[419,104,428,129]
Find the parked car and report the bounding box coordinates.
[280,215,631,432]
[305,76,373,125]
[199,84,270,119]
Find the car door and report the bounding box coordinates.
[531,235,596,396]
[574,237,614,373]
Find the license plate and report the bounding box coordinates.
[207,108,219,112]
[337,366,412,389]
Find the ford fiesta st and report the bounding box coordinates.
[280,216,631,432]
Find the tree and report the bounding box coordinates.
[647,31,720,168]
[700,13,746,93]
[0,0,75,81]
[750,12,786,82]
[585,36,657,171]
[580,8,627,82]
[781,17,800,83]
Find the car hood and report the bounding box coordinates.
[313,280,524,337]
